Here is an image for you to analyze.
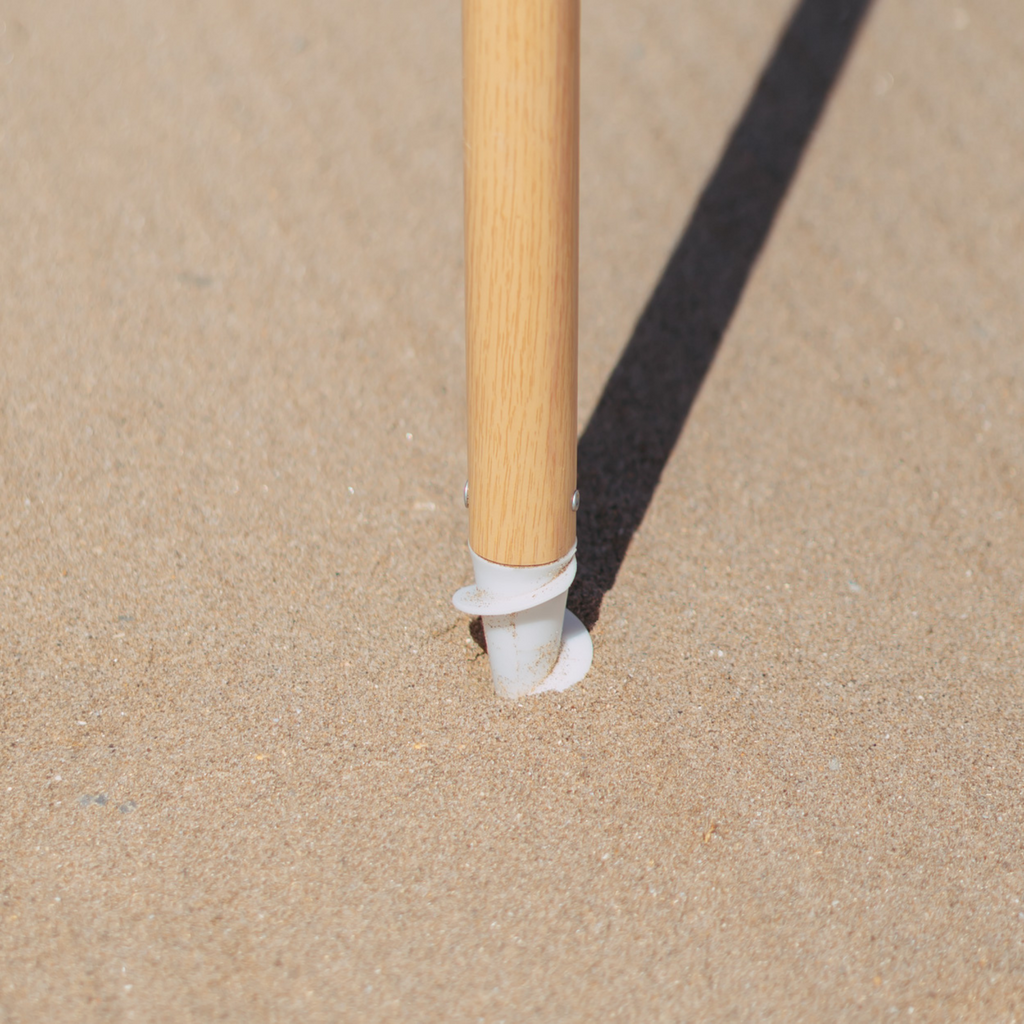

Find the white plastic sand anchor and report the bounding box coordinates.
[453,543,593,699]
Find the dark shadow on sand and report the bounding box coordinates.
[570,0,875,628]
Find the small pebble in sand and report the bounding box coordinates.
[78,793,108,807]
[829,757,841,771]
[119,801,137,814]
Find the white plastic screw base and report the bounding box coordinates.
[453,544,593,699]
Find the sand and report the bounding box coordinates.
[2,0,1023,1019]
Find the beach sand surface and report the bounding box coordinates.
[2,0,1023,1019]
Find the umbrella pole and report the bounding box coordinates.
[454,0,592,698]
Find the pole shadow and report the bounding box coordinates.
[570,0,875,629]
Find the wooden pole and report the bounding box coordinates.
[463,0,580,567]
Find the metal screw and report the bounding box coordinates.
[571,489,580,512]
[463,481,470,508]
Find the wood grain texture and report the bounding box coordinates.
[463,0,580,566]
